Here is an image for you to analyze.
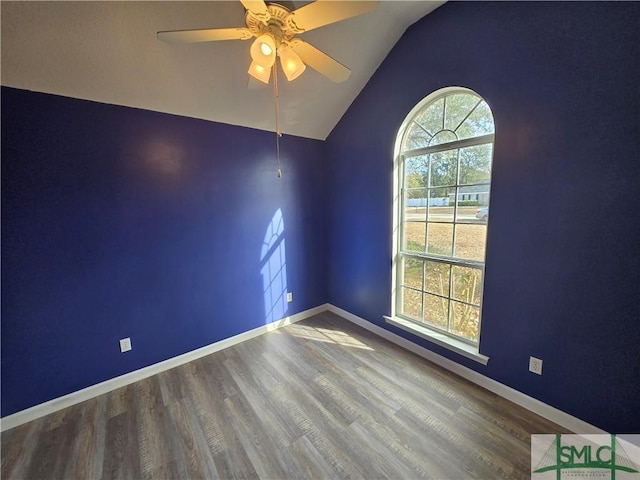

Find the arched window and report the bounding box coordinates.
[390,87,494,358]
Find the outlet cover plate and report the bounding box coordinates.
[120,337,132,353]
[529,356,543,375]
[286,292,293,302]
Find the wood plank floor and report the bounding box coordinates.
[2,311,568,479]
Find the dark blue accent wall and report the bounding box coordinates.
[1,87,328,417]
[326,2,640,433]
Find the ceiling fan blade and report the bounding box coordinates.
[291,40,351,83]
[240,0,271,23]
[157,27,252,43]
[288,0,379,32]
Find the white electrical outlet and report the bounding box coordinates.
[529,356,543,375]
[286,292,293,302]
[120,337,132,353]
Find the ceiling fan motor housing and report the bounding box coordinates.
[245,3,302,47]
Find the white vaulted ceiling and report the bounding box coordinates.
[1,1,444,140]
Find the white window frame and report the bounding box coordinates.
[386,87,493,365]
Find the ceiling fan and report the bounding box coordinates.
[157,0,379,84]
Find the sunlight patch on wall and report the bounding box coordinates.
[261,208,288,324]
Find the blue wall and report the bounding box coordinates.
[1,87,328,416]
[326,2,640,433]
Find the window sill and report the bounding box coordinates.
[383,316,489,365]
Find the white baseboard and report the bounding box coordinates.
[0,305,327,432]
[325,304,606,435]
[2,302,604,435]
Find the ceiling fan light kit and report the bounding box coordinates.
[277,44,306,82]
[250,33,276,70]
[248,60,271,84]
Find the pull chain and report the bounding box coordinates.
[273,63,282,178]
